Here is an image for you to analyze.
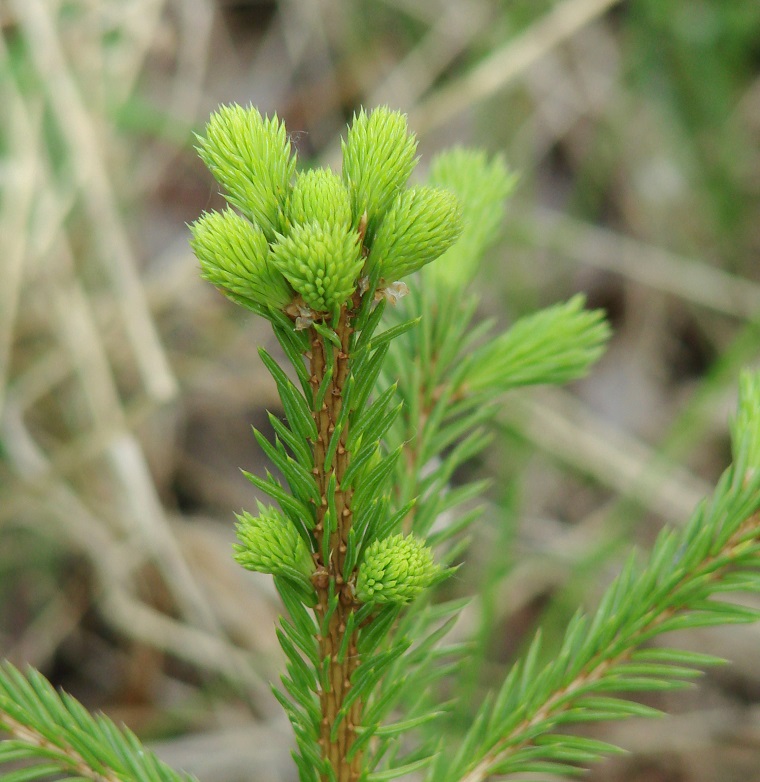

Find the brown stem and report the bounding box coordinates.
[309,305,363,782]
[1,712,119,782]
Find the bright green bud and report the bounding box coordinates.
[732,371,760,476]
[234,506,314,586]
[196,104,296,240]
[271,222,363,312]
[341,106,418,240]
[368,186,463,283]
[466,295,610,393]
[190,208,293,310]
[288,168,352,228]
[426,149,517,289]
[356,534,439,605]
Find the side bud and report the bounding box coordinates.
[190,209,293,311]
[368,186,463,283]
[288,168,352,229]
[271,222,363,313]
[196,104,295,240]
[341,107,418,241]
[356,534,440,605]
[234,506,315,587]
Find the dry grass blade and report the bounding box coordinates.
[9,0,177,403]
[0,0,264,712]
[412,0,625,134]
[501,387,712,523]
[0,39,39,420]
[367,0,492,109]
[1,398,274,706]
[520,204,760,320]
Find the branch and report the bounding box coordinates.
[0,663,194,782]
[446,466,760,782]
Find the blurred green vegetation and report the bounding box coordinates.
[1,1,759,780]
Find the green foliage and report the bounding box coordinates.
[5,103,760,782]
[428,429,760,780]
[732,369,760,471]
[465,294,612,393]
[0,662,194,782]
[426,149,518,289]
[189,104,455,325]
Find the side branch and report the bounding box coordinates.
[457,511,760,782]
[1,712,118,782]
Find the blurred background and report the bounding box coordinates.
[1,1,760,780]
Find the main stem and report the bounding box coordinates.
[309,304,363,782]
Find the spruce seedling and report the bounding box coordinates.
[2,105,760,782]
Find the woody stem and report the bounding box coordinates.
[309,306,363,782]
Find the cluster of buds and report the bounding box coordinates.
[194,104,450,607]
[190,105,463,323]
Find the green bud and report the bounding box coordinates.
[426,149,517,289]
[341,107,418,240]
[732,370,760,476]
[356,534,439,605]
[190,208,293,311]
[271,222,363,312]
[288,168,352,229]
[234,506,315,586]
[368,186,463,283]
[196,104,296,240]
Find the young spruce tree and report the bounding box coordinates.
[2,105,760,782]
